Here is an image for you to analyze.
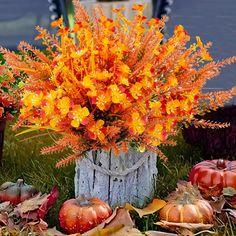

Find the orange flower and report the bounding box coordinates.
[196,36,213,61]
[87,120,106,141]
[57,97,71,115]
[108,84,126,104]
[130,82,143,99]
[112,7,126,13]
[148,123,163,146]
[128,112,145,135]
[147,18,160,27]
[51,18,63,28]
[166,99,180,115]
[34,29,46,40]
[70,105,90,128]
[96,91,111,111]
[132,4,145,12]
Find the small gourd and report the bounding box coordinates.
[0,179,38,205]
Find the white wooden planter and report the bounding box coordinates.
[74,149,157,207]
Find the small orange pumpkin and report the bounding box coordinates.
[59,195,112,234]
[159,182,213,224]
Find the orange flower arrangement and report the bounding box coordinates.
[1,1,236,167]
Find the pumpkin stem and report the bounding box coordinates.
[16,179,24,186]
[216,159,226,170]
[77,194,91,206]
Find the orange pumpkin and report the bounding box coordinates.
[59,195,112,234]
[189,159,236,197]
[159,182,213,224]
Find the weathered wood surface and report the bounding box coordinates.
[80,0,153,21]
[75,149,157,207]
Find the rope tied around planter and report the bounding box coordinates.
[86,153,150,177]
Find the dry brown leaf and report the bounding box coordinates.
[110,226,143,236]
[155,220,213,232]
[16,193,47,214]
[209,195,226,213]
[223,208,236,219]
[0,201,12,213]
[125,198,166,218]
[145,230,177,236]
[25,218,48,232]
[43,227,74,236]
[105,208,134,228]
[0,212,8,226]
[83,208,119,235]
[198,183,223,199]
[84,208,135,236]
[87,224,124,236]
[86,225,143,236]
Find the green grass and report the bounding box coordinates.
[1,121,236,235]
[1,121,75,229]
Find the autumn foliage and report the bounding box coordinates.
[0,55,20,121]
[1,1,236,166]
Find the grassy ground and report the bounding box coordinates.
[1,121,236,235]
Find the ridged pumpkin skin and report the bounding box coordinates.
[159,182,214,224]
[0,179,38,205]
[189,159,236,193]
[159,199,213,223]
[59,196,112,234]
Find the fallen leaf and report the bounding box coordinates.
[0,212,8,226]
[219,209,236,225]
[209,195,226,213]
[25,218,48,232]
[223,187,236,207]
[83,208,120,235]
[90,226,143,236]
[145,230,177,236]
[84,208,135,236]
[155,220,213,232]
[42,227,72,236]
[223,187,236,197]
[0,201,13,213]
[88,224,124,236]
[198,183,223,199]
[223,208,236,218]
[38,185,59,219]
[111,226,143,236]
[15,186,59,220]
[105,208,134,228]
[16,193,47,214]
[125,198,166,218]
[177,228,194,236]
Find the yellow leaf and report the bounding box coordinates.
[88,224,124,236]
[125,198,166,218]
[16,125,61,136]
